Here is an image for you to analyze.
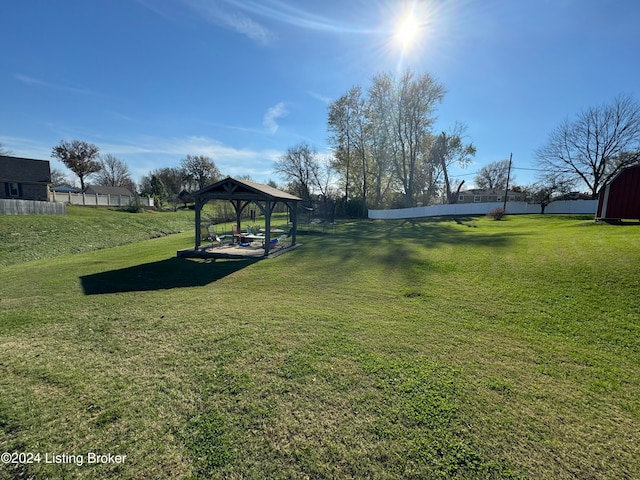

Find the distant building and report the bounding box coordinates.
[457,189,526,204]
[0,155,51,201]
[84,185,134,197]
[50,184,80,193]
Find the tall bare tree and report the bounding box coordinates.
[51,140,100,192]
[96,154,135,191]
[474,159,513,190]
[274,142,319,206]
[535,94,640,198]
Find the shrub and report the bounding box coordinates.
[488,208,506,220]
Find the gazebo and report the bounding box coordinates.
[191,177,302,257]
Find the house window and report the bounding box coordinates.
[509,196,515,201]
[459,195,464,202]
[474,196,481,203]
[9,182,20,197]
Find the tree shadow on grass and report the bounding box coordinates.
[329,219,522,247]
[80,257,259,295]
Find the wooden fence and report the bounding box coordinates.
[0,199,66,215]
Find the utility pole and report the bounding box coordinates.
[502,153,512,211]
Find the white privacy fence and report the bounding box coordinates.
[0,199,66,215]
[50,191,154,207]
[368,200,598,220]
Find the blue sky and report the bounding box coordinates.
[2,0,639,189]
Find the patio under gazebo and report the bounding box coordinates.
[177,177,302,259]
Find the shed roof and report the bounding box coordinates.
[194,177,302,202]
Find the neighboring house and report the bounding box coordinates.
[457,189,526,204]
[50,184,81,193]
[0,155,51,201]
[596,165,640,221]
[84,185,134,197]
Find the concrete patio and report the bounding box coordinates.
[177,240,301,260]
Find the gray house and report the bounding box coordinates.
[457,189,526,204]
[0,155,51,201]
[84,185,134,197]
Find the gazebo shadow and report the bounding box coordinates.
[80,257,259,295]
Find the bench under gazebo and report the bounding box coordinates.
[177,177,302,259]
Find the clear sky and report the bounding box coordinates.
[2,0,639,189]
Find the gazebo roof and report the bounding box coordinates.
[194,177,302,203]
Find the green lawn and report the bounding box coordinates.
[0,206,195,266]
[0,213,638,479]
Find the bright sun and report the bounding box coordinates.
[395,13,420,49]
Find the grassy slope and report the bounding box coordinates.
[0,213,638,479]
[0,206,195,266]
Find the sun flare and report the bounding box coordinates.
[395,13,420,49]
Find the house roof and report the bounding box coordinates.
[85,185,134,196]
[50,184,80,193]
[195,177,302,202]
[0,155,51,183]
[459,189,524,196]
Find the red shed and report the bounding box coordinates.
[596,165,640,221]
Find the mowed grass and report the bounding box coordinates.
[0,205,195,266]
[0,213,638,479]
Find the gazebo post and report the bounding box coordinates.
[233,200,242,236]
[290,202,298,246]
[264,200,272,256]
[194,198,203,249]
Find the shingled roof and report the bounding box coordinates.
[194,177,301,202]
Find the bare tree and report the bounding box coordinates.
[50,168,74,186]
[96,154,134,190]
[526,177,575,214]
[51,140,101,192]
[475,159,513,190]
[181,155,221,191]
[535,94,640,198]
[274,142,319,206]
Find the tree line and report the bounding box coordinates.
[274,72,640,216]
[276,70,478,215]
[11,69,639,217]
[48,139,227,208]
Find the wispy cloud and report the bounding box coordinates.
[138,0,372,45]
[13,74,95,95]
[262,102,288,134]
[101,135,282,180]
[220,0,374,34]
[146,0,276,45]
[213,8,275,45]
[308,91,332,105]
